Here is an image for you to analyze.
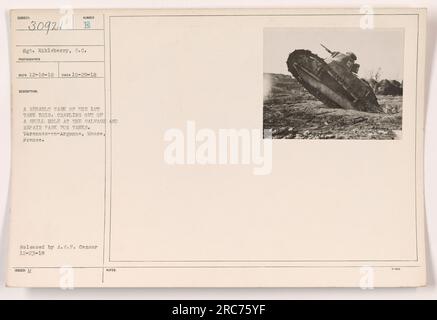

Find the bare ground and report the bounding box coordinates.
[263,73,403,140]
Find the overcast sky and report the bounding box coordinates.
[264,28,404,81]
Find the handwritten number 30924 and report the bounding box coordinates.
[27,21,63,34]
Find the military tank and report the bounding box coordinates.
[287,44,382,113]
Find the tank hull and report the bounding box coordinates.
[287,50,382,113]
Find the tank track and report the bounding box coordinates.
[287,50,339,108]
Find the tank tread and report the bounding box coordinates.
[287,50,339,108]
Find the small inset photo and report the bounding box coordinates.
[263,28,404,140]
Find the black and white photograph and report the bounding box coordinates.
[263,28,404,139]
[0,4,433,299]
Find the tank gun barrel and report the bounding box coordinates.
[320,43,333,54]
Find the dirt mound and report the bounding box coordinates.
[263,73,403,139]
